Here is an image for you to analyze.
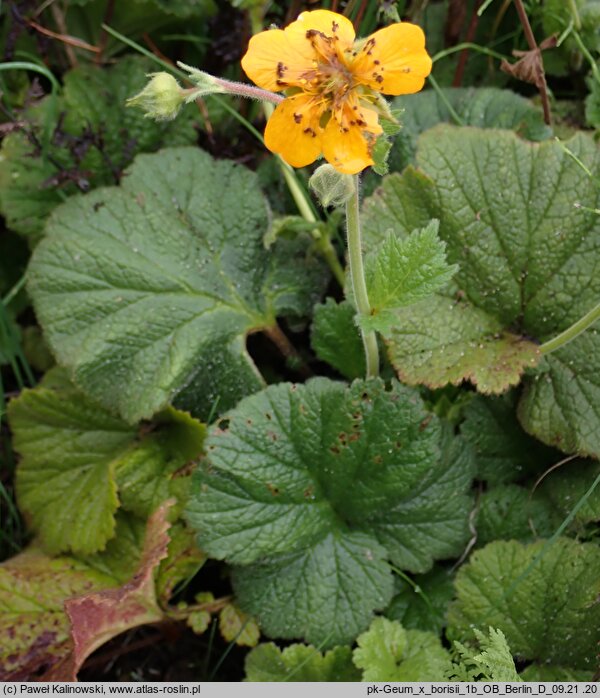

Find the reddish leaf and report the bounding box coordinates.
[44,499,175,680]
[0,550,114,680]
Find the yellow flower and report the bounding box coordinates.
[241,10,432,174]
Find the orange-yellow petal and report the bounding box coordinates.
[264,94,323,168]
[335,93,383,135]
[351,22,432,96]
[286,10,356,51]
[241,28,315,92]
[322,118,373,174]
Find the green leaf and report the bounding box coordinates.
[461,392,557,485]
[353,617,451,681]
[310,299,365,379]
[114,408,206,518]
[451,627,521,682]
[187,378,474,645]
[539,0,600,75]
[585,76,600,129]
[80,512,146,584]
[361,220,457,334]
[0,57,197,240]
[447,538,600,670]
[361,127,600,456]
[28,147,326,424]
[382,295,540,395]
[518,333,600,458]
[233,532,394,647]
[371,135,394,177]
[186,594,213,635]
[395,87,552,147]
[156,522,206,605]
[475,485,561,547]
[8,371,135,555]
[263,215,316,249]
[363,88,550,194]
[386,565,455,635]
[219,603,260,647]
[370,424,476,572]
[536,458,600,529]
[245,643,359,682]
[8,369,205,555]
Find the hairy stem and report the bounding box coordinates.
[260,104,344,286]
[539,301,600,354]
[346,175,379,378]
[213,77,284,105]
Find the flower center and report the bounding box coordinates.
[300,29,355,101]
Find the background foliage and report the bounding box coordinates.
[0,0,599,682]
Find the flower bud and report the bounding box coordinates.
[309,164,354,208]
[126,72,185,121]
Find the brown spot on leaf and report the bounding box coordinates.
[419,415,433,432]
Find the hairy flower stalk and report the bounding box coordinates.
[346,175,380,377]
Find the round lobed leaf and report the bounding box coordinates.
[361,126,600,457]
[28,147,326,423]
[187,377,475,645]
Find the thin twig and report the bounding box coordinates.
[49,2,79,67]
[27,16,99,54]
[354,0,368,31]
[513,0,552,124]
[263,324,313,378]
[451,483,481,571]
[452,0,482,87]
[33,0,57,18]
[527,454,578,537]
[143,32,172,66]
[96,0,115,64]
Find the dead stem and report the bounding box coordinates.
[513,0,552,124]
[49,2,79,67]
[28,15,98,60]
[95,0,115,64]
[263,324,313,379]
[452,0,482,86]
